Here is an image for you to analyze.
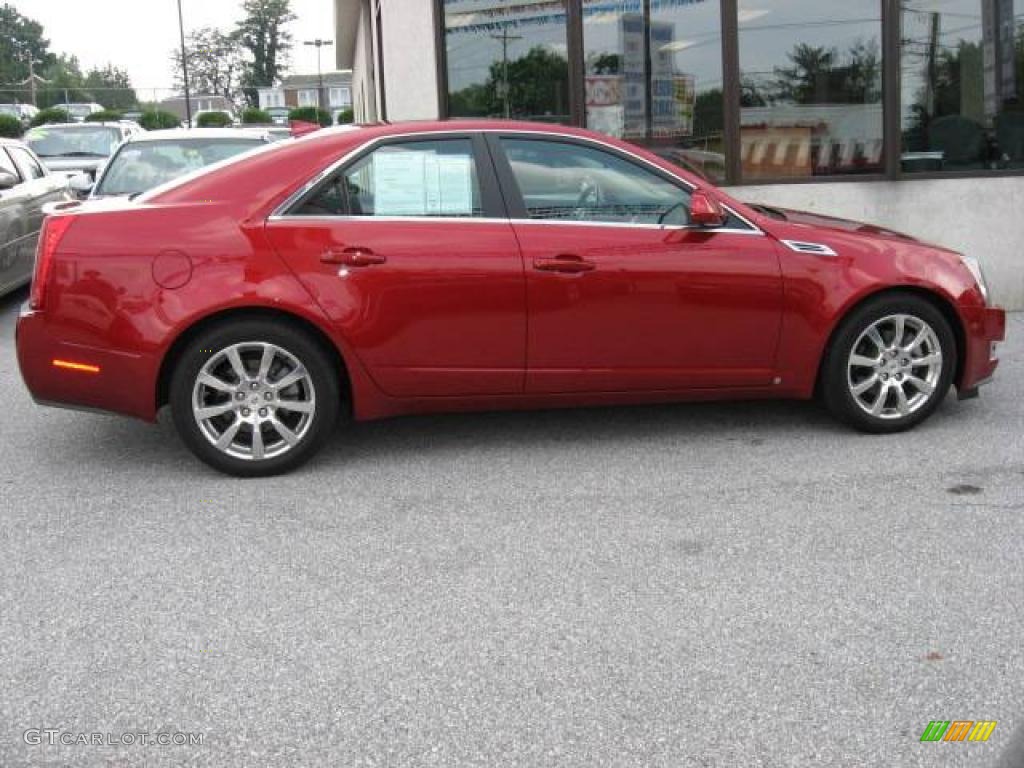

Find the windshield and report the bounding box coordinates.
[25,126,121,158]
[95,138,265,196]
[68,105,95,118]
[0,105,21,117]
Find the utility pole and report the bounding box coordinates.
[490,29,522,119]
[27,57,38,106]
[303,39,334,112]
[177,0,193,126]
[925,11,940,117]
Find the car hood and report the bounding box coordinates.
[39,157,107,175]
[742,203,962,262]
[767,206,923,243]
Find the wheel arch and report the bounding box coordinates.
[156,306,352,413]
[815,285,967,395]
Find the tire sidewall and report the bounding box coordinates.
[823,295,957,433]
[170,320,340,476]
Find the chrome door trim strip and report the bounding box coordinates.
[267,212,766,236]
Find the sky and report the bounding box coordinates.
[10,0,337,98]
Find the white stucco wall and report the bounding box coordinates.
[378,1,441,121]
[350,3,375,123]
[729,177,1024,310]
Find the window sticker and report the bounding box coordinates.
[373,150,474,216]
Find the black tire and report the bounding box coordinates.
[170,319,340,476]
[821,293,957,433]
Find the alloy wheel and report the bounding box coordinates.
[191,342,316,461]
[846,314,943,420]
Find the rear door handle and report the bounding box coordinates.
[321,247,387,267]
[533,254,596,274]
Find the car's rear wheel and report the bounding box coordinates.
[170,320,340,476]
[822,294,956,433]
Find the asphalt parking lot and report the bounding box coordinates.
[1,286,1021,768]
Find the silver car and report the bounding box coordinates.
[0,138,71,296]
[23,121,143,195]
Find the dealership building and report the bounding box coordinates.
[333,0,1024,308]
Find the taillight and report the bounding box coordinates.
[29,215,76,311]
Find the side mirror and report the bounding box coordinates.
[0,170,18,191]
[690,189,727,228]
[68,173,94,197]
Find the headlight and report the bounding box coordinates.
[960,255,989,304]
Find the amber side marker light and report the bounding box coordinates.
[52,359,101,374]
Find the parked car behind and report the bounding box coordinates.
[23,121,143,197]
[90,128,273,199]
[64,102,105,122]
[0,138,71,296]
[0,103,40,128]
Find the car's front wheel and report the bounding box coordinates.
[170,319,340,476]
[822,294,956,433]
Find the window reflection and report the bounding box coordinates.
[739,1,884,179]
[582,0,726,182]
[901,0,1024,172]
[444,0,570,123]
[583,2,647,139]
[649,0,726,182]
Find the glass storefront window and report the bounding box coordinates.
[582,0,726,182]
[583,2,647,140]
[901,0,1024,173]
[444,0,571,123]
[649,0,726,182]
[739,1,884,180]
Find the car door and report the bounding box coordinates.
[265,133,527,398]
[0,147,27,292]
[489,134,784,393]
[3,145,68,288]
[0,145,65,293]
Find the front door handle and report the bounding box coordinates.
[321,246,387,267]
[533,254,596,274]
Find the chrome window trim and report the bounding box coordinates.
[269,128,765,236]
[266,213,763,235]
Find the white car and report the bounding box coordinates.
[64,102,105,122]
[89,128,273,199]
[24,121,144,196]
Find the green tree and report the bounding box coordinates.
[288,106,330,126]
[693,88,723,138]
[0,4,56,104]
[30,107,70,126]
[0,114,23,138]
[236,0,296,106]
[590,53,621,75]
[36,54,89,109]
[773,40,881,105]
[450,46,569,119]
[241,106,272,124]
[196,110,233,127]
[84,109,123,122]
[139,110,181,130]
[84,64,136,110]
[172,26,244,109]
[336,107,354,125]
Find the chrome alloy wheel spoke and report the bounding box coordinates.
[192,342,317,461]
[847,314,943,421]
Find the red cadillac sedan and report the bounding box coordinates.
[17,121,1006,476]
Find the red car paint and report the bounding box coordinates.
[16,120,1005,424]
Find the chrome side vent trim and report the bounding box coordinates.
[780,240,838,257]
